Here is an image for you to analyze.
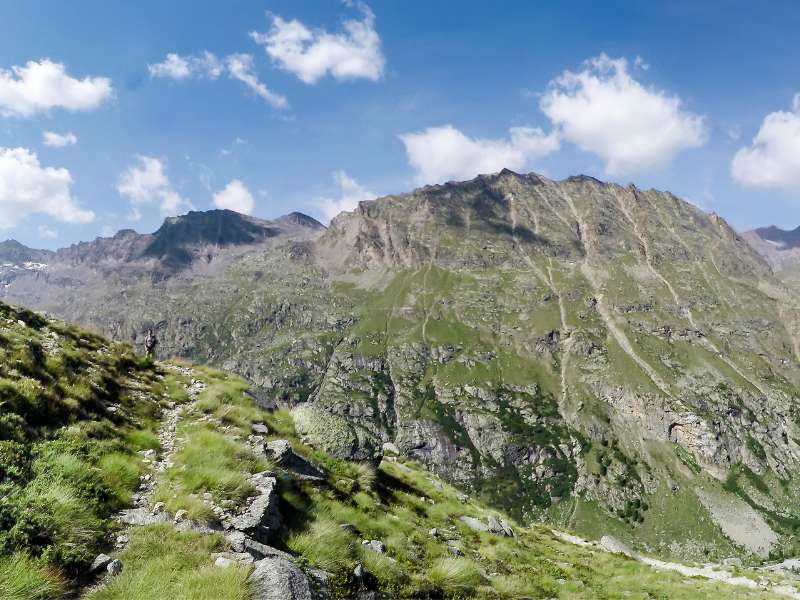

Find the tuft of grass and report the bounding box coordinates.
[86,524,250,600]
[428,557,486,595]
[286,518,357,572]
[125,429,160,452]
[0,554,64,600]
[98,452,143,506]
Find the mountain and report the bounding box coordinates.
[743,225,800,291]
[7,170,800,563]
[4,299,785,600]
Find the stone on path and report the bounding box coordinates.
[107,559,123,576]
[89,554,112,573]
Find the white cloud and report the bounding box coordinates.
[212,179,255,214]
[731,95,800,191]
[317,171,374,222]
[117,156,190,220]
[0,59,112,118]
[42,131,77,148]
[0,147,94,228]
[225,54,288,109]
[148,51,223,80]
[539,54,707,175]
[149,50,287,109]
[251,3,385,84]
[399,124,559,185]
[37,224,58,239]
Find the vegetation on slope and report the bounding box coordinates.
[0,301,792,599]
[0,302,160,598]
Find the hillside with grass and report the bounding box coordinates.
[3,300,800,599]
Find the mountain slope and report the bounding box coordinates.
[1,300,796,600]
[6,171,800,562]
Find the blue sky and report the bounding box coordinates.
[1,1,800,249]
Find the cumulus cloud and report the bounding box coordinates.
[117,156,190,220]
[251,3,385,84]
[0,59,113,118]
[731,95,800,191]
[37,224,58,239]
[316,171,375,222]
[540,54,707,175]
[0,147,94,228]
[148,51,223,80]
[399,124,559,185]
[212,179,255,214]
[148,51,287,108]
[225,54,288,108]
[42,131,77,148]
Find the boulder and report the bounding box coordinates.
[89,553,112,573]
[225,531,275,559]
[249,555,312,600]
[107,559,123,576]
[226,473,282,543]
[486,516,514,537]
[265,439,325,481]
[600,535,634,558]
[252,423,270,435]
[459,516,489,532]
[292,404,382,465]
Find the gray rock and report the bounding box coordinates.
[486,516,514,537]
[227,474,282,543]
[215,556,235,568]
[117,507,170,526]
[252,423,270,435]
[292,405,382,465]
[361,539,385,553]
[458,516,489,532]
[249,555,312,600]
[224,531,277,559]
[265,439,325,481]
[89,553,112,573]
[353,563,364,579]
[107,559,123,576]
[600,535,634,557]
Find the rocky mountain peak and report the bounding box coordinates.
[0,239,53,264]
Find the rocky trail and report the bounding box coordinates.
[82,365,324,600]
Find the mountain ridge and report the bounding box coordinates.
[6,170,800,563]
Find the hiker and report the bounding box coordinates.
[144,329,158,357]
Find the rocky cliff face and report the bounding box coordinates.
[8,171,800,560]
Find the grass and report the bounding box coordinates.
[86,524,250,600]
[429,558,486,595]
[0,554,64,600]
[154,423,268,521]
